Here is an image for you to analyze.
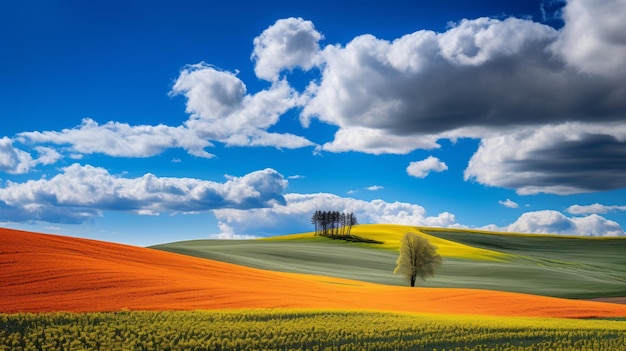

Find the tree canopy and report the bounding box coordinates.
[311,210,357,237]
[394,232,442,287]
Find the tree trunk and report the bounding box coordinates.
[410,275,416,287]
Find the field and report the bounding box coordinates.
[2,310,626,351]
[4,227,625,317]
[153,224,626,298]
[2,226,626,350]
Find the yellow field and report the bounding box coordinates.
[2,309,625,351]
[265,223,510,261]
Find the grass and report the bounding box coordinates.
[423,228,626,298]
[2,309,626,351]
[154,224,626,298]
[152,238,406,286]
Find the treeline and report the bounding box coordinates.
[311,210,357,237]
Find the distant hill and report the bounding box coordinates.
[153,224,626,299]
[2,227,626,318]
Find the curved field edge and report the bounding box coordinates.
[155,224,626,298]
[2,309,626,351]
[2,227,626,318]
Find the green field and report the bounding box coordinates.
[152,224,626,298]
[2,309,625,351]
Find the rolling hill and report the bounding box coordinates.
[153,224,626,298]
[2,227,626,318]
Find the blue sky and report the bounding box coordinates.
[2,0,626,246]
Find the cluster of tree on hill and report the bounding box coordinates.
[310,210,358,237]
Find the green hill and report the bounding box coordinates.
[151,224,626,299]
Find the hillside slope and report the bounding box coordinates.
[2,228,626,318]
[154,224,626,298]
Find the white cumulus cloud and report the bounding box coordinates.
[300,16,581,153]
[486,210,624,236]
[288,2,626,193]
[33,146,61,166]
[0,164,287,224]
[299,4,625,156]
[18,118,213,158]
[252,17,323,81]
[552,0,626,77]
[0,137,62,174]
[7,1,626,200]
[407,156,448,178]
[319,127,441,154]
[498,199,519,209]
[172,63,314,149]
[0,137,34,174]
[464,122,626,195]
[566,203,626,215]
[14,62,317,168]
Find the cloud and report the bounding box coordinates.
[177,5,625,195]
[213,192,460,237]
[0,137,62,174]
[172,63,315,149]
[319,127,442,154]
[366,185,384,191]
[17,63,316,166]
[252,17,323,81]
[9,1,626,200]
[552,0,626,77]
[209,229,258,240]
[464,122,626,194]
[18,118,213,158]
[9,19,320,171]
[566,203,626,215]
[0,137,34,174]
[498,199,519,209]
[287,175,305,179]
[0,164,287,224]
[278,3,626,193]
[300,13,625,154]
[33,146,62,166]
[407,156,448,178]
[494,210,625,237]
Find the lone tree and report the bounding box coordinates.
[394,232,442,287]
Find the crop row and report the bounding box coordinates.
[1,309,625,350]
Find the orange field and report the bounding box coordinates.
[2,227,626,318]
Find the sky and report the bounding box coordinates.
[1,0,626,246]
